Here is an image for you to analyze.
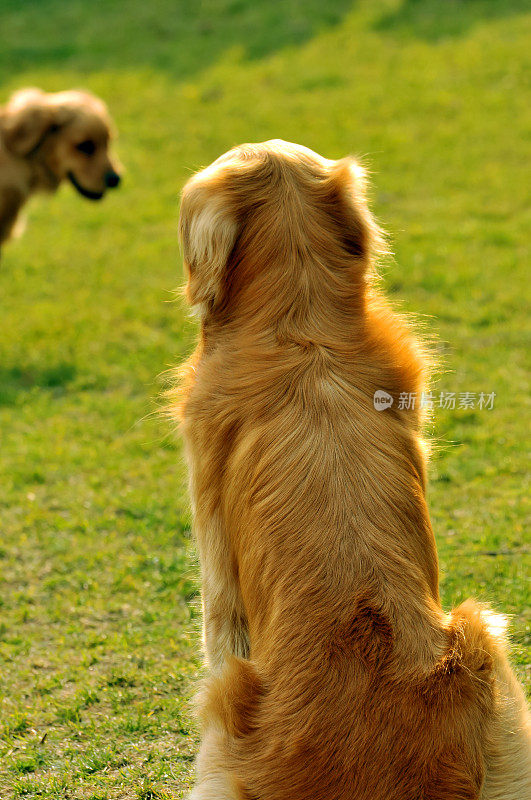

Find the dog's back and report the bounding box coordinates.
[184,330,501,800]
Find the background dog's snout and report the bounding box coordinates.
[105,170,120,188]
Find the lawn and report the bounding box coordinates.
[0,0,529,797]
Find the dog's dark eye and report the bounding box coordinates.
[76,139,96,156]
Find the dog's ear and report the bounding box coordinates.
[179,183,239,309]
[324,158,385,268]
[1,89,56,156]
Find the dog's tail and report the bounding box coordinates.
[196,656,264,800]
[199,655,265,742]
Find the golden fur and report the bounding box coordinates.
[0,88,120,247]
[172,140,531,800]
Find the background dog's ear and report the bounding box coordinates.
[1,88,55,156]
[324,158,385,269]
[179,186,239,309]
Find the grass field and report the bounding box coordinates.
[0,1,529,797]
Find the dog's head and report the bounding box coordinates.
[1,88,121,199]
[179,140,383,319]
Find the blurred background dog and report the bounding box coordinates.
[0,88,120,247]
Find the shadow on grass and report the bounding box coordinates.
[0,0,354,83]
[0,362,77,405]
[374,0,529,41]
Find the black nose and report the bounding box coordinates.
[105,170,121,189]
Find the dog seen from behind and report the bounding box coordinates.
[0,88,121,249]
[172,140,531,800]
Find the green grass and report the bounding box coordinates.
[0,0,529,796]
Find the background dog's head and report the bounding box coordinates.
[0,88,121,199]
[179,140,384,319]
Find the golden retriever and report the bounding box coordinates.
[0,88,120,248]
[172,140,530,800]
